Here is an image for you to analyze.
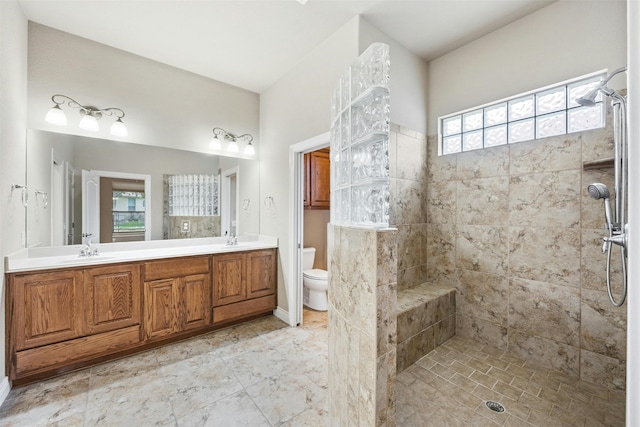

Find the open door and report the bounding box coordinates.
[82,170,101,242]
[221,167,239,237]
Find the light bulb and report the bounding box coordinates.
[210,136,222,150]
[79,114,99,132]
[244,142,255,156]
[110,118,128,137]
[227,139,239,153]
[45,105,67,126]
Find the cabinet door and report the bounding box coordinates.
[144,278,178,340]
[85,264,141,335]
[14,270,85,351]
[213,252,246,306]
[179,273,211,331]
[247,250,277,299]
[310,149,330,208]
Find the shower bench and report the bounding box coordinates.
[396,282,456,372]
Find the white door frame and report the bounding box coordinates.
[627,0,639,424]
[82,170,152,242]
[288,132,330,327]
[51,150,65,246]
[221,166,240,237]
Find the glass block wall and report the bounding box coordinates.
[330,43,390,227]
[168,174,219,216]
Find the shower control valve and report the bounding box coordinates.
[603,233,627,251]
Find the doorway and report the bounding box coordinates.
[288,132,330,326]
[50,150,75,246]
[221,167,240,237]
[82,170,151,243]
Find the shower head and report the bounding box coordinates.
[576,88,599,107]
[576,67,627,107]
[588,183,610,200]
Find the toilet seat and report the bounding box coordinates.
[303,269,328,280]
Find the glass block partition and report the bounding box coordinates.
[330,43,390,227]
[168,174,219,216]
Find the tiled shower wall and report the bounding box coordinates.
[425,110,626,391]
[389,124,428,291]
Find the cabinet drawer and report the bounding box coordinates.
[144,256,209,281]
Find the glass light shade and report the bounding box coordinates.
[227,139,239,153]
[110,118,128,137]
[45,105,67,126]
[79,114,99,132]
[244,142,255,156]
[209,136,222,150]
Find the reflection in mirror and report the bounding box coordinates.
[27,129,260,247]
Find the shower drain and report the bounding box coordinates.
[485,401,505,413]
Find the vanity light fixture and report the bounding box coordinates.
[45,94,128,137]
[210,127,255,156]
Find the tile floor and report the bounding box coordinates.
[0,310,626,427]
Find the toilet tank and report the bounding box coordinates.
[302,247,316,270]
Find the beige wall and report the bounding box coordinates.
[428,0,627,132]
[0,0,28,395]
[260,17,361,313]
[303,209,330,270]
[28,23,259,156]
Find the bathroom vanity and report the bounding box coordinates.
[4,236,277,385]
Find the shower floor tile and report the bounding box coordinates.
[399,335,626,427]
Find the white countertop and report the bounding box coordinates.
[5,235,278,273]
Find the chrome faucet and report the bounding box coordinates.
[226,233,238,246]
[79,234,99,257]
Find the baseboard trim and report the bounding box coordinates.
[273,307,293,326]
[0,376,10,407]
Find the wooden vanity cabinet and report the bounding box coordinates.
[143,256,210,341]
[213,249,277,323]
[8,263,142,382]
[7,248,275,384]
[304,148,330,209]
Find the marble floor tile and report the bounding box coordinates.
[174,390,270,427]
[0,311,624,427]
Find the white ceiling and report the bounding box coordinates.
[18,0,556,93]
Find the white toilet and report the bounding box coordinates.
[303,247,329,311]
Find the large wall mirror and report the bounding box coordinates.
[26,129,260,247]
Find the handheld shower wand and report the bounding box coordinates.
[587,183,612,234]
[587,180,627,307]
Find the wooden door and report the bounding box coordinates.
[213,252,246,306]
[144,278,178,340]
[247,250,276,299]
[14,270,85,351]
[180,273,211,331]
[310,149,330,208]
[84,264,141,335]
